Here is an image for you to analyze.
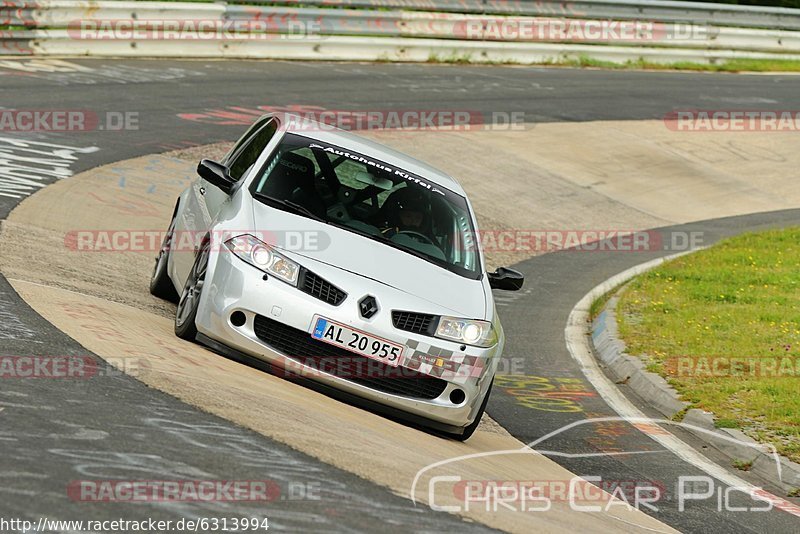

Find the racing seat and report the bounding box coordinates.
[262,152,326,218]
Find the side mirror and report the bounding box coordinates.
[197,159,236,194]
[488,267,524,291]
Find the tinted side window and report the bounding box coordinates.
[223,118,270,163]
[227,120,278,181]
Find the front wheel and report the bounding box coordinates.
[174,239,210,340]
[451,380,493,442]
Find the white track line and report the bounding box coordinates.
[564,251,800,519]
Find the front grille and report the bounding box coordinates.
[392,311,438,335]
[253,315,448,400]
[299,269,346,306]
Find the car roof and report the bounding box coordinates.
[273,113,467,196]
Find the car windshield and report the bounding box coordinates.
[249,133,481,279]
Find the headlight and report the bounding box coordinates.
[435,316,496,348]
[225,234,299,286]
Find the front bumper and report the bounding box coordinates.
[194,249,501,429]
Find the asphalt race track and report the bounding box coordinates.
[2,58,800,533]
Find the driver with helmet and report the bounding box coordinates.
[379,186,431,239]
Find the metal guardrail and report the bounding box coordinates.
[2,0,800,64]
[224,5,800,53]
[6,0,800,29]
[235,0,800,30]
[14,29,800,62]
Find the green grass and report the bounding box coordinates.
[550,55,800,72]
[420,54,800,72]
[715,418,740,429]
[427,51,475,65]
[590,284,624,320]
[617,227,800,462]
[732,459,754,471]
[669,57,800,72]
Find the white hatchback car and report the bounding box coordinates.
[150,113,524,440]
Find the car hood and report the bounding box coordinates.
[251,202,486,318]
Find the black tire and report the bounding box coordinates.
[174,239,210,341]
[451,380,493,442]
[149,215,179,302]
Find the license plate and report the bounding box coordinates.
[311,316,403,367]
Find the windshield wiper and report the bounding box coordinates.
[252,192,327,223]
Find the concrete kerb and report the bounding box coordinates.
[592,290,690,419]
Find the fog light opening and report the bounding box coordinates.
[449,388,466,405]
[230,311,247,327]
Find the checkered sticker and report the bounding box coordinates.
[403,339,484,384]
